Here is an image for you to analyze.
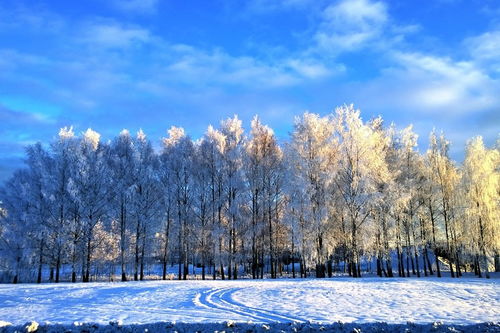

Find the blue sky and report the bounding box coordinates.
[1,0,499,181]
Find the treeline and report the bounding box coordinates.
[0,105,498,283]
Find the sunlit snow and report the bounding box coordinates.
[0,277,498,325]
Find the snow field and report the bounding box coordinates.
[0,277,498,327]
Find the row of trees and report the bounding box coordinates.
[0,105,498,283]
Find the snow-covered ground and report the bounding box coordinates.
[0,277,498,326]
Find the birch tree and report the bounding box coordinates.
[193,126,227,279]
[192,137,215,279]
[68,129,112,282]
[246,116,284,278]
[463,137,500,278]
[163,126,194,280]
[45,127,77,282]
[334,105,389,277]
[130,130,161,281]
[25,143,51,283]
[288,112,337,277]
[428,131,461,277]
[220,116,245,279]
[109,129,136,281]
[0,170,32,283]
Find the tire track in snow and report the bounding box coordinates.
[195,287,267,322]
[195,287,305,323]
[227,287,306,323]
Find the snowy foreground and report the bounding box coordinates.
[0,277,499,332]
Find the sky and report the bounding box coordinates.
[0,0,499,181]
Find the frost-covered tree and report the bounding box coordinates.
[158,138,176,280]
[463,137,500,278]
[68,129,112,282]
[244,119,266,279]
[420,131,445,277]
[130,130,161,281]
[370,124,399,278]
[163,126,194,280]
[192,136,218,280]
[334,105,389,277]
[0,170,32,283]
[393,125,424,277]
[24,143,52,283]
[109,129,137,281]
[245,116,284,278]
[200,125,226,279]
[219,116,245,279]
[427,131,461,277]
[288,112,337,277]
[44,127,77,282]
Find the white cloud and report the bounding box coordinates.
[0,4,64,32]
[466,30,500,60]
[355,51,500,115]
[159,46,338,89]
[162,47,296,88]
[465,30,500,72]
[286,59,338,79]
[111,0,159,15]
[243,0,320,13]
[315,0,388,52]
[80,22,151,48]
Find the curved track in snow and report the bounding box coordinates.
[196,286,305,323]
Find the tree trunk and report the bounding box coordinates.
[120,199,127,282]
[183,220,188,280]
[291,233,296,279]
[13,255,20,284]
[398,248,405,278]
[84,235,92,282]
[162,217,171,280]
[55,251,61,283]
[475,255,482,277]
[425,246,433,275]
[414,246,420,278]
[429,197,441,277]
[478,214,490,278]
[442,199,455,278]
[351,218,359,278]
[386,255,393,277]
[134,219,141,281]
[140,233,146,281]
[37,237,44,284]
[422,248,428,277]
[376,256,382,277]
[300,258,304,278]
[268,207,275,279]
